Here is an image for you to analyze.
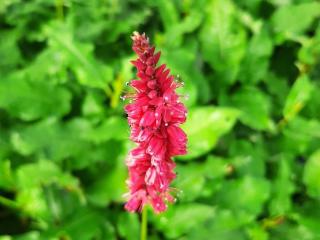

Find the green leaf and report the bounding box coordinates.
[175,156,228,201]
[44,185,83,224]
[298,34,320,66]
[0,129,11,161]
[152,203,215,239]
[0,236,11,240]
[0,30,22,73]
[16,160,79,191]
[82,91,106,117]
[229,140,266,177]
[239,26,273,84]
[10,118,91,162]
[220,87,273,131]
[264,72,290,114]
[43,209,103,240]
[283,75,313,122]
[181,106,239,159]
[303,150,320,198]
[160,44,200,107]
[162,10,203,48]
[175,163,206,202]
[246,224,269,240]
[0,73,71,121]
[304,84,320,120]
[215,176,270,219]
[99,8,151,44]
[269,155,295,215]
[86,142,129,206]
[84,117,128,143]
[16,187,48,218]
[86,163,127,206]
[199,0,247,84]
[291,201,320,239]
[15,160,82,219]
[186,209,248,240]
[44,23,113,93]
[271,2,320,42]
[117,212,139,240]
[11,231,40,240]
[10,118,118,169]
[154,0,179,31]
[110,56,134,109]
[237,0,263,14]
[282,117,320,154]
[0,160,15,190]
[286,117,320,139]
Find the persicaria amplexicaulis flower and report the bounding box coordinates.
[123,32,187,213]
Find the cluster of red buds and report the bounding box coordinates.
[123,32,187,213]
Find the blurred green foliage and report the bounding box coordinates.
[0,0,320,239]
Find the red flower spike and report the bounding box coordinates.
[124,32,187,213]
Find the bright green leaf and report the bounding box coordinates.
[85,117,128,143]
[152,204,215,239]
[283,75,313,122]
[0,73,71,121]
[0,160,14,190]
[44,23,113,93]
[271,2,320,42]
[16,160,79,191]
[303,150,320,198]
[181,106,239,159]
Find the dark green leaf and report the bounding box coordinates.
[220,87,273,130]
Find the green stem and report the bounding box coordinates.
[0,195,20,210]
[141,206,148,240]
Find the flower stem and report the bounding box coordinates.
[140,206,148,240]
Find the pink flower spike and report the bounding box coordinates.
[124,32,188,213]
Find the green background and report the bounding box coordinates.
[1,0,320,239]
